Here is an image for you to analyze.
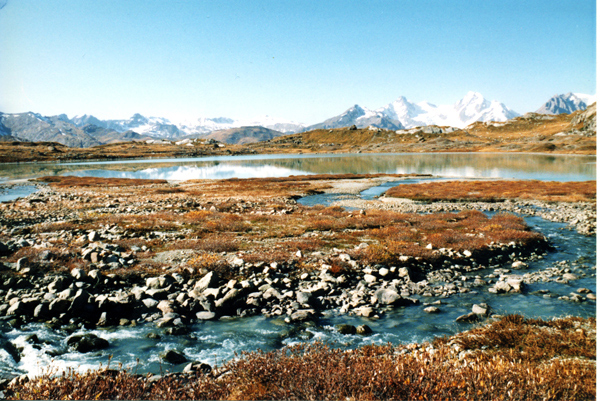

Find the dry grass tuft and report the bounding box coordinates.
[386,180,596,203]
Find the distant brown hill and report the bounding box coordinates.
[205,126,285,144]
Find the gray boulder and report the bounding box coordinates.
[193,272,220,294]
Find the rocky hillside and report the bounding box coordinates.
[204,126,286,144]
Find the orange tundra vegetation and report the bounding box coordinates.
[385,179,596,203]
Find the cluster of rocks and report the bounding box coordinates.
[81,238,138,270]
[0,231,566,337]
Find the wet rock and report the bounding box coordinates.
[164,326,190,336]
[162,350,188,364]
[336,324,357,335]
[356,324,372,335]
[0,337,21,363]
[147,332,161,340]
[456,312,479,323]
[67,334,109,353]
[424,306,440,314]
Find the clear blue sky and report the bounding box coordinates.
[0,0,596,124]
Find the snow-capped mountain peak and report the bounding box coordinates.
[376,92,518,129]
[535,93,595,115]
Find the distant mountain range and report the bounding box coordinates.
[309,91,521,131]
[0,92,594,147]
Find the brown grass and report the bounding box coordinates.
[7,315,594,400]
[386,180,596,203]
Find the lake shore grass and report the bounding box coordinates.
[5,315,595,400]
[385,179,597,203]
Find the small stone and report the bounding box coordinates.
[511,261,528,269]
[364,274,377,284]
[356,325,372,335]
[424,306,440,314]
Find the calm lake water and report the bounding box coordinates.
[0,152,596,183]
[0,152,596,378]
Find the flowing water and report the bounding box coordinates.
[0,152,596,378]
